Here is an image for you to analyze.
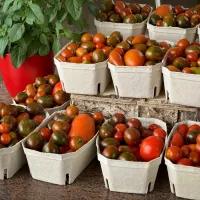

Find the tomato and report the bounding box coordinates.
[65,105,79,116]
[0,133,11,145]
[126,118,142,130]
[82,54,92,62]
[182,67,193,74]
[69,136,85,151]
[177,39,190,50]
[81,33,93,43]
[167,47,184,63]
[59,146,69,154]
[166,146,182,163]
[52,81,63,96]
[148,123,159,131]
[61,49,74,60]
[102,145,119,159]
[113,47,124,56]
[170,132,184,148]
[186,52,198,62]
[96,43,105,49]
[57,55,66,62]
[177,158,193,166]
[0,123,10,134]
[39,127,52,141]
[196,134,200,144]
[124,49,145,66]
[102,46,111,57]
[174,5,184,15]
[140,136,164,162]
[181,145,191,157]
[52,121,71,134]
[67,43,79,53]
[185,10,194,19]
[188,144,197,152]
[33,115,45,125]
[68,56,82,63]
[114,124,127,134]
[156,20,163,26]
[114,1,126,14]
[109,50,124,66]
[153,128,166,140]
[188,152,200,165]
[188,124,200,131]
[9,131,17,139]
[124,127,140,146]
[93,33,106,45]
[75,47,88,57]
[196,143,200,153]
[177,123,188,137]
[93,112,105,126]
[141,128,153,138]
[114,132,123,142]
[191,42,200,47]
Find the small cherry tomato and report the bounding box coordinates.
[181,145,191,157]
[33,115,45,125]
[39,127,52,141]
[188,152,200,165]
[186,52,198,62]
[0,133,11,145]
[177,124,188,137]
[170,132,184,148]
[177,158,193,166]
[188,124,200,131]
[69,136,85,151]
[59,146,70,154]
[148,123,159,132]
[196,134,200,144]
[0,123,10,134]
[114,132,123,142]
[114,124,127,134]
[153,128,166,140]
[57,55,66,62]
[96,43,105,49]
[166,146,182,163]
[93,112,105,126]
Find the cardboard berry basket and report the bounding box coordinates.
[0,106,49,180]
[96,117,167,194]
[165,120,200,200]
[54,44,111,96]
[94,4,153,39]
[147,11,197,43]
[22,110,98,185]
[162,67,200,107]
[108,40,174,98]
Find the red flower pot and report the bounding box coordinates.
[0,52,55,97]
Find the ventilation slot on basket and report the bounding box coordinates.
[166,91,169,101]
[153,87,157,97]
[105,179,109,190]
[4,169,7,179]
[172,183,176,195]
[148,182,151,193]
[65,174,69,185]
[97,83,101,95]
[115,86,119,98]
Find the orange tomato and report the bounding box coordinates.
[132,35,148,45]
[182,67,193,74]
[67,43,79,53]
[102,46,111,57]
[124,49,145,66]
[65,105,79,116]
[52,81,63,96]
[75,47,88,57]
[33,115,45,125]
[0,123,10,134]
[34,91,46,101]
[82,54,92,62]
[108,50,124,66]
[81,33,93,43]
[0,133,11,145]
[96,43,105,49]
[188,144,197,152]
[68,56,83,63]
[61,49,74,60]
[113,47,124,56]
[186,52,198,62]
[93,33,106,45]
[57,55,66,62]
[154,4,173,18]
[177,39,190,50]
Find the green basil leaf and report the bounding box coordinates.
[8,23,25,42]
[11,46,26,68]
[39,43,50,56]
[28,2,44,24]
[39,33,48,45]
[2,0,13,12]
[52,37,60,55]
[27,39,41,57]
[0,35,8,57]
[66,0,84,20]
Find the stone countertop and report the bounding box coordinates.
[0,159,181,200]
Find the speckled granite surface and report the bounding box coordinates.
[0,158,182,200]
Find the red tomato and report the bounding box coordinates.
[153,128,166,140]
[0,133,11,145]
[140,136,164,162]
[186,52,198,62]
[166,146,182,163]
[188,124,200,131]
[96,43,105,49]
[114,124,127,134]
[113,47,124,56]
[102,46,111,57]
[61,48,74,60]
[181,145,191,157]
[59,146,69,154]
[114,132,123,142]
[177,158,193,166]
[57,55,66,62]
[129,146,142,161]
[148,123,159,132]
[69,136,85,151]
[109,50,124,66]
[196,134,200,144]
[39,127,52,141]
[188,152,200,165]
[170,132,184,148]
[82,54,92,62]
[177,124,188,137]
[52,81,63,96]
[189,144,197,152]
[191,42,200,47]
[93,112,105,126]
[196,143,200,153]
[0,123,10,134]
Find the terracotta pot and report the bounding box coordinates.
[0,52,55,97]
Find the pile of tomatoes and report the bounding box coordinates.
[99,113,166,162]
[26,105,105,154]
[14,74,70,108]
[0,103,46,148]
[166,123,200,167]
[108,35,171,66]
[150,4,200,28]
[57,32,110,64]
[166,39,200,74]
[97,1,151,24]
